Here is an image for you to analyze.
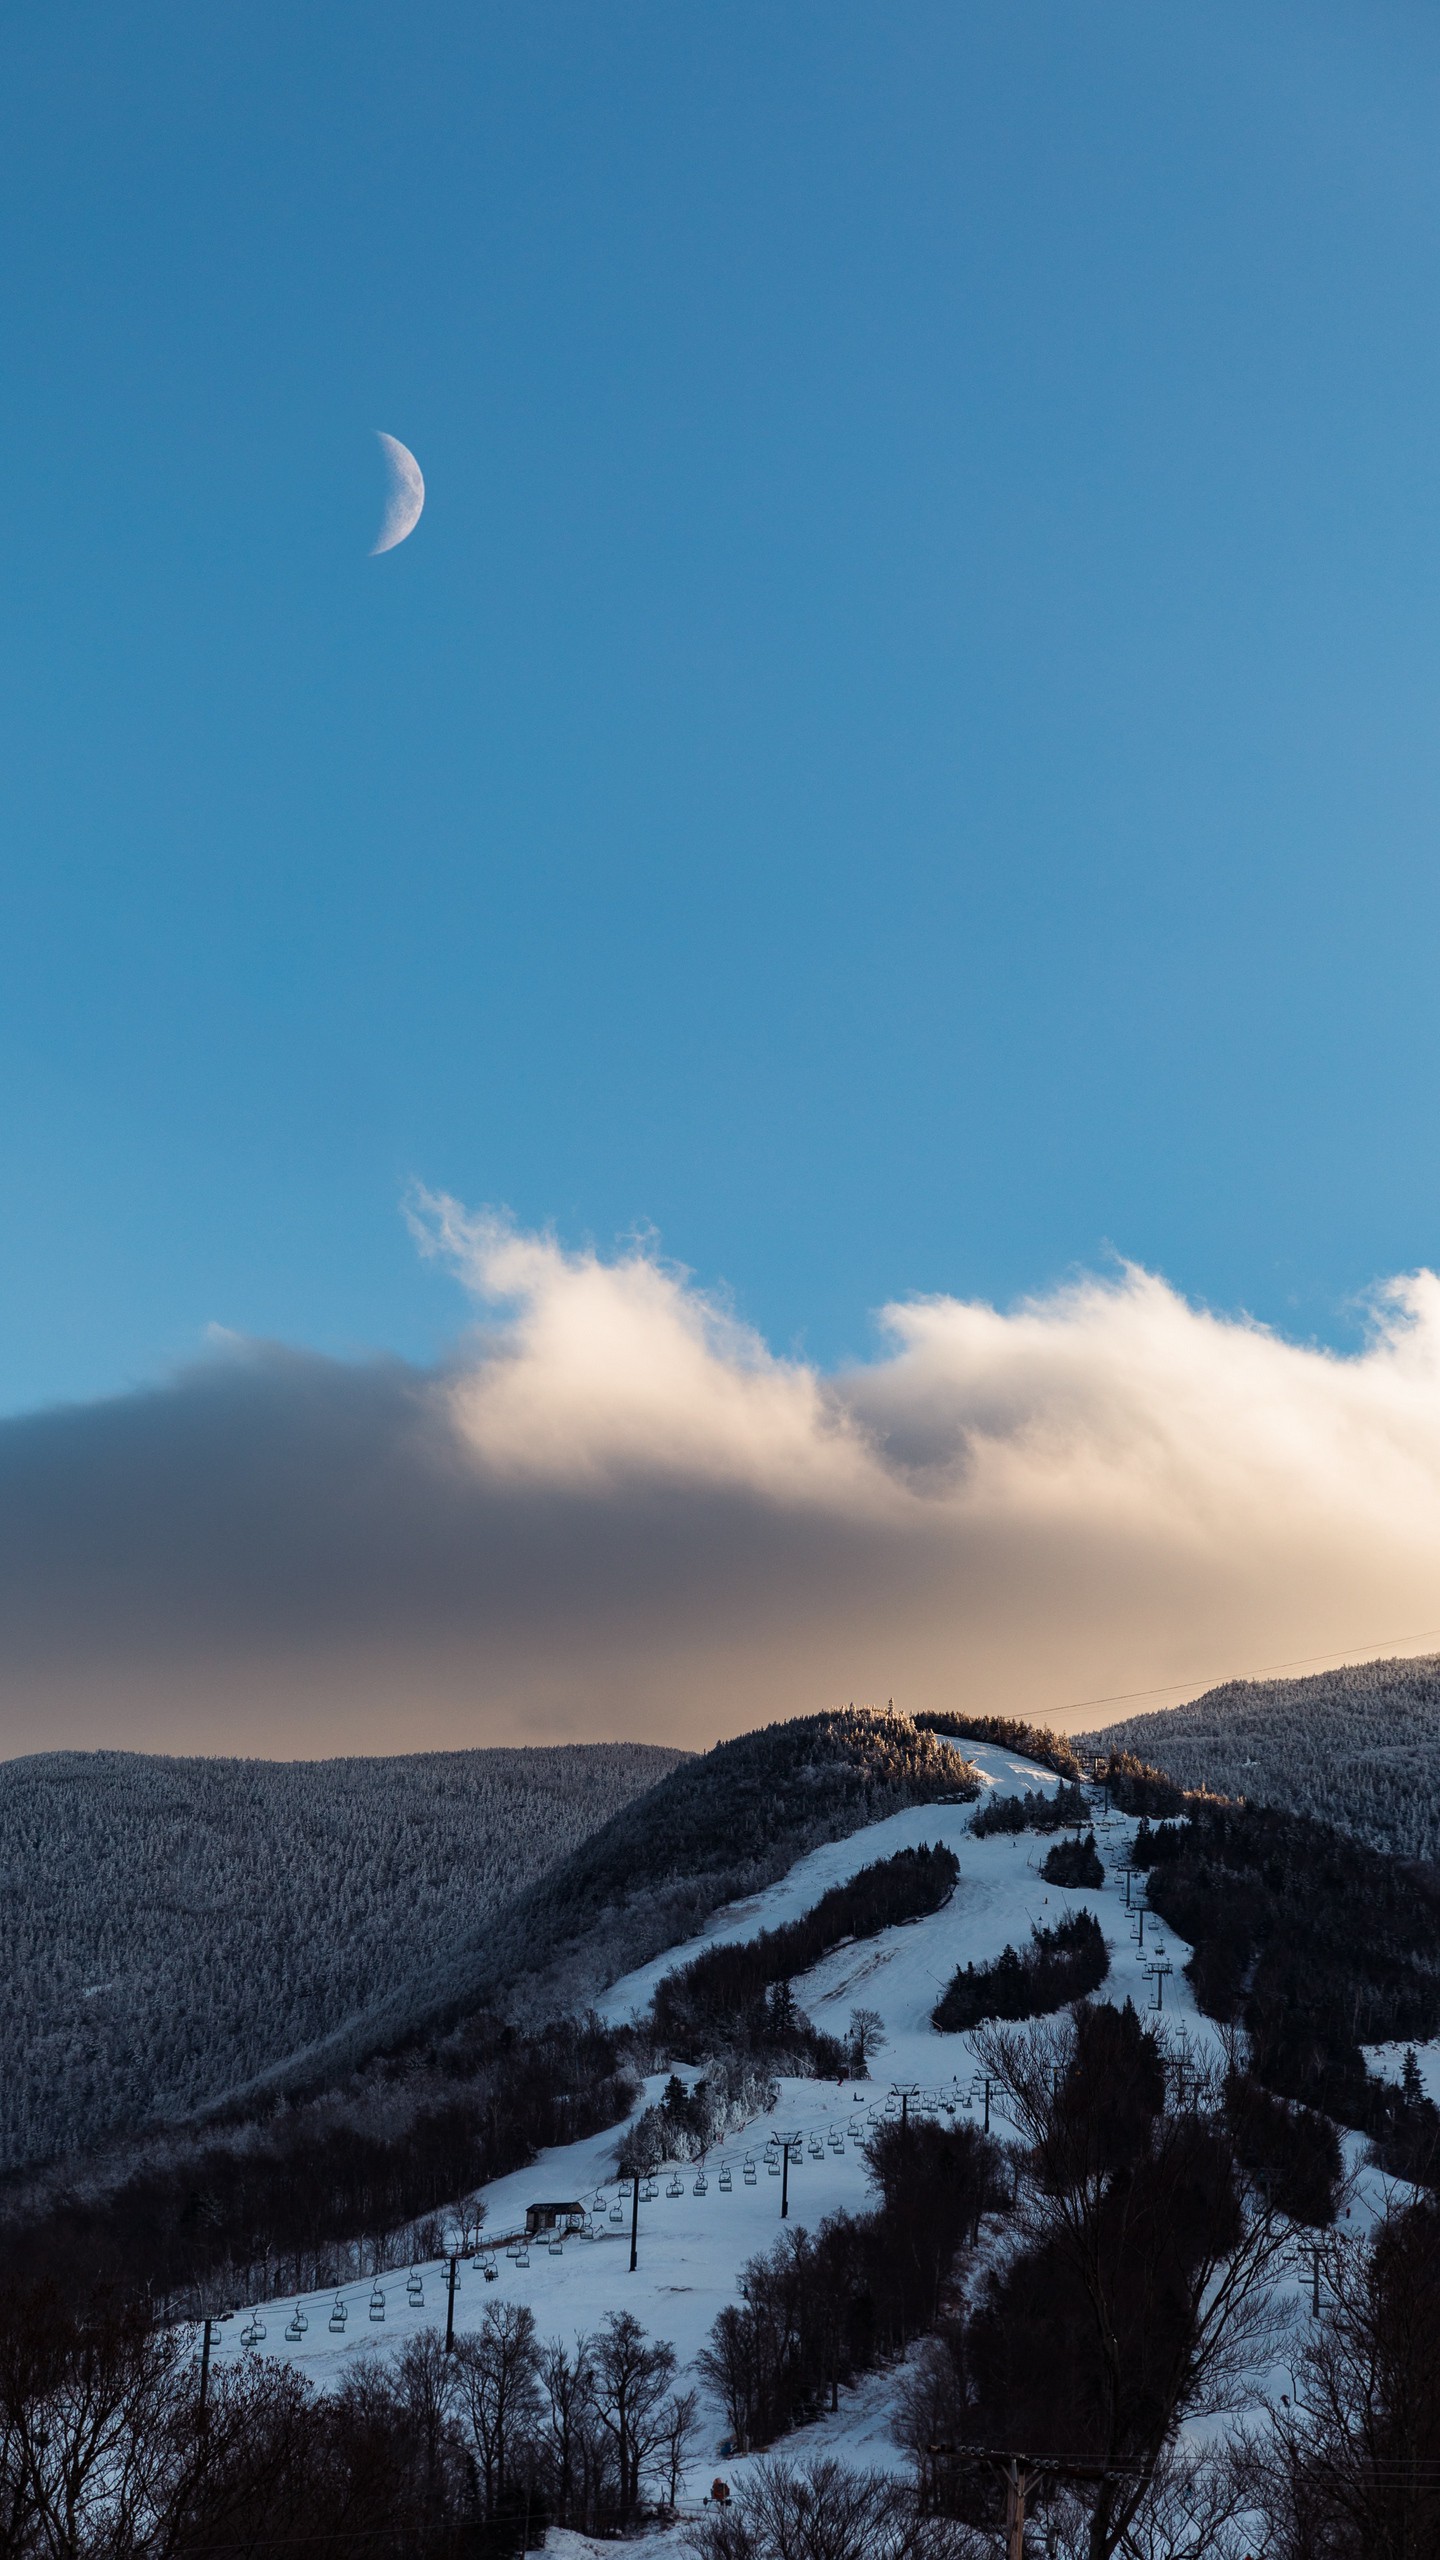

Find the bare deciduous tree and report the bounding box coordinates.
[592,2308,677,2528]
[849,2007,887,2069]
[452,2298,542,2521]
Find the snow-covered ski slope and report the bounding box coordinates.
[212,1739,1221,2486]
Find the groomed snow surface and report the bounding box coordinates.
[206,1742,1271,2536]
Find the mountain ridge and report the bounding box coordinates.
[1080,1650,1440,1860]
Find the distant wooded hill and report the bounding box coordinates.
[0,1741,683,2174]
[1081,1652,1440,1861]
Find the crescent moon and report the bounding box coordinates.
[371,432,425,554]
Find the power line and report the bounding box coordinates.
[1049,1622,1440,1724]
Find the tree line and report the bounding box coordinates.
[899,1999,1300,2560]
[650,1843,957,2059]
[911,1712,1085,1782]
[1131,1800,1440,2178]
[931,1910,1108,2032]
[0,2283,698,2557]
[970,1780,1091,1838]
[698,2116,1008,2453]
[1,2012,637,2317]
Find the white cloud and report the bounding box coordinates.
[3,1210,1440,1757]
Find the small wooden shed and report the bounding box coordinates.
[525,2199,586,2237]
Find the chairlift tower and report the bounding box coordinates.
[888,2080,921,2131]
[779,2131,802,2220]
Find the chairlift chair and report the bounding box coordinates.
[694,2170,708,2194]
[407,2271,424,2306]
[369,2287,386,2323]
[548,2234,563,2255]
[666,2171,684,2198]
[285,2313,304,2343]
[743,2156,757,2183]
[483,2257,498,2281]
[241,2315,262,2349]
[808,2139,823,2159]
[719,2163,733,2190]
[328,2297,347,2333]
[515,2243,530,2268]
[642,2178,659,2202]
[608,2199,624,2224]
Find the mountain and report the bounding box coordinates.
[0,1740,684,2174]
[1080,1651,1440,1860]
[0,1708,982,2295]
[153,1704,988,2111]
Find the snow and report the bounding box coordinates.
[206,1748,1227,2493]
[1364,2037,1440,2104]
[954,1739,1064,1795]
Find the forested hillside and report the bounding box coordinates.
[467,1706,981,2028]
[0,1742,682,2173]
[1,1709,981,2299]
[258,1706,987,2095]
[1082,1652,1440,1860]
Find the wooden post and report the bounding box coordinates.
[1005,2456,1027,2560]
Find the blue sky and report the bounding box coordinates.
[4,0,1440,1414]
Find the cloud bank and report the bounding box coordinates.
[4,1200,1440,1759]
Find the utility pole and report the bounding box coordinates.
[445,2253,460,2354]
[629,2169,640,2273]
[780,2140,790,2220]
[1004,2456,1028,2560]
[1301,2240,1321,2316]
[1144,1956,1173,2012]
[197,2316,214,2425]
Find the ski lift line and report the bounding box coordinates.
[247,2114,866,2319]
[1051,1621,1440,1723]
